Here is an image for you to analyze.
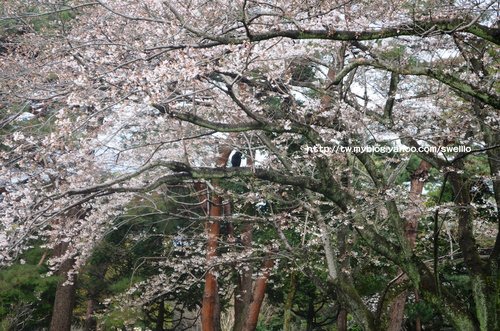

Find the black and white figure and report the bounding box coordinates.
[230,151,242,167]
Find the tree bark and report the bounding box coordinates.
[155,299,165,331]
[337,309,348,331]
[84,298,97,331]
[306,295,314,331]
[474,102,500,331]
[388,160,431,331]
[84,261,108,331]
[233,223,254,331]
[201,194,222,331]
[49,242,77,331]
[448,168,496,331]
[282,273,297,331]
[241,257,274,331]
[200,146,233,330]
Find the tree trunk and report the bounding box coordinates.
[49,242,77,331]
[84,261,108,331]
[415,291,421,331]
[475,102,500,331]
[83,299,97,331]
[155,299,165,331]
[305,294,315,331]
[336,201,351,331]
[448,168,497,331]
[388,160,431,331]
[337,309,348,331]
[198,146,231,331]
[233,223,254,331]
[282,273,297,331]
[201,194,222,331]
[241,257,274,331]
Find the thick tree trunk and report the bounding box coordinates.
[476,104,500,331]
[485,145,500,331]
[199,146,232,331]
[448,169,496,331]
[388,290,407,331]
[337,309,348,331]
[241,257,274,331]
[49,242,77,331]
[388,160,430,331]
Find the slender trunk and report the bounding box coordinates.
[415,291,421,331]
[84,261,108,331]
[84,298,97,331]
[37,250,48,267]
[155,299,165,331]
[49,242,77,331]
[241,257,274,331]
[233,223,253,331]
[282,273,297,331]
[337,200,350,331]
[305,294,315,331]
[201,194,222,331]
[388,160,430,331]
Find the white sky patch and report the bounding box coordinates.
[417,48,459,63]
[93,103,157,173]
[253,149,267,166]
[350,71,388,110]
[290,86,309,104]
[213,132,229,139]
[15,112,36,122]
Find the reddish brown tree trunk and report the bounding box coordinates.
[242,257,274,331]
[201,194,222,331]
[233,223,254,331]
[49,242,77,331]
[388,160,430,331]
[199,146,231,330]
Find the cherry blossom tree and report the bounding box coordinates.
[1,0,499,330]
